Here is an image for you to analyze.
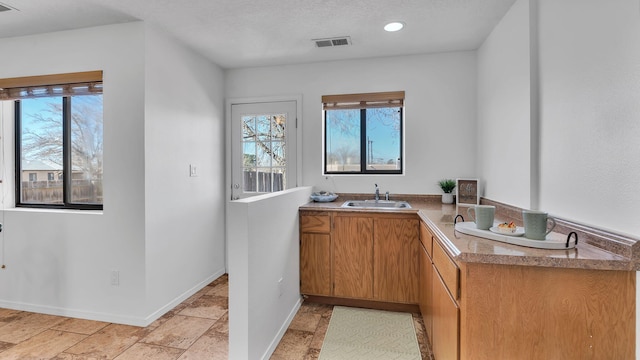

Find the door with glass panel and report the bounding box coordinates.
[231,101,297,199]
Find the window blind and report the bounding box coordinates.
[322,91,404,110]
[0,70,103,100]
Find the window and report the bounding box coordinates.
[241,114,287,192]
[323,91,404,174]
[230,100,297,200]
[0,71,103,210]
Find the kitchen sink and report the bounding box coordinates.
[340,200,412,209]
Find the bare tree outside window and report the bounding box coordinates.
[325,106,402,174]
[241,113,286,192]
[19,95,103,205]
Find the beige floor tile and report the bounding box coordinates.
[177,331,228,360]
[141,315,215,350]
[206,282,228,297]
[207,312,228,336]
[52,318,110,335]
[298,303,332,318]
[147,303,188,330]
[178,295,227,320]
[0,309,26,322]
[51,354,97,360]
[270,329,314,360]
[64,323,148,358]
[114,343,184,360]
[304,348,321,360]
[0,340,14,352]
[308,315,330,350]
[412,313,433,360]
[0,329,86,360]
[289,312,321,333]
[208,274,228,288]
[0,312,67,343]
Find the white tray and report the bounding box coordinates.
[455,222,577,250]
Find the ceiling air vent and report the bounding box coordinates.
[313,36,352,48]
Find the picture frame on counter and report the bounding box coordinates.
[456,178,480,208]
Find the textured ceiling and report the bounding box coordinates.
[0,0,517,69]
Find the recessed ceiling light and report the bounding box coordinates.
[384,22,404,32]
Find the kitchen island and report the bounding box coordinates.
[299,196,636,360]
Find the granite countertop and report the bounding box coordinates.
[300,196,636,271]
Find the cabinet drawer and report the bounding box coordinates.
[419,221,433,259]
[433,239,459,300]
[300,213,331,233]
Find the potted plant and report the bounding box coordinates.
[438,179,456,204]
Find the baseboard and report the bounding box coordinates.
[0,299,147,326]
[261,296,303,360]
[0,268,227,327]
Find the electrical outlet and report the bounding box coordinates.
[111,270,120,286]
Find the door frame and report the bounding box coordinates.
[224,95,303,270]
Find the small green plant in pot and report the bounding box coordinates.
[438,179,456,204]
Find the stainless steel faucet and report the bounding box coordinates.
[374,183,380,201]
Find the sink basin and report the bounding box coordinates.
[341,200,412,209]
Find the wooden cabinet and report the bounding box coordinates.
[419,222,434,344]
[300,233,331,295]
[421,219,635,360]
[333,215,374,299]
[432,267,459,360]
[459,263,635,359]
[420,220,460,360]
[373,217,420,303]
[431,238,460,360]
[300,212,332,296]
[300,210,420,305]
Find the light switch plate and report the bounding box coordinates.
[190,164,198,177]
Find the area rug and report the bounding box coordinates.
[318,306,421,360]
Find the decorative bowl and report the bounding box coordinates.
[310,192,338,202]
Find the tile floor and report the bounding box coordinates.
[0,274,432,359]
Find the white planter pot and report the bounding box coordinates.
[442,193,454,204]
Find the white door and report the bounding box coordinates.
[231,101,297,199]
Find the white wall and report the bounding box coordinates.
[537,0,640,237]
[0,22,226,326]
[144,26,227,318]
[228,187,313,360]
[477,0,532,209]
[479,0,640,355]
[0,23,147,323]
[225,52,478,195]
[479,0,640,237]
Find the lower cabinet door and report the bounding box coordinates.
[432,266,459,360]
[333,216,374,299]
[420,244,433,345]
[300,233,332,296]
[373,218,420,303]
